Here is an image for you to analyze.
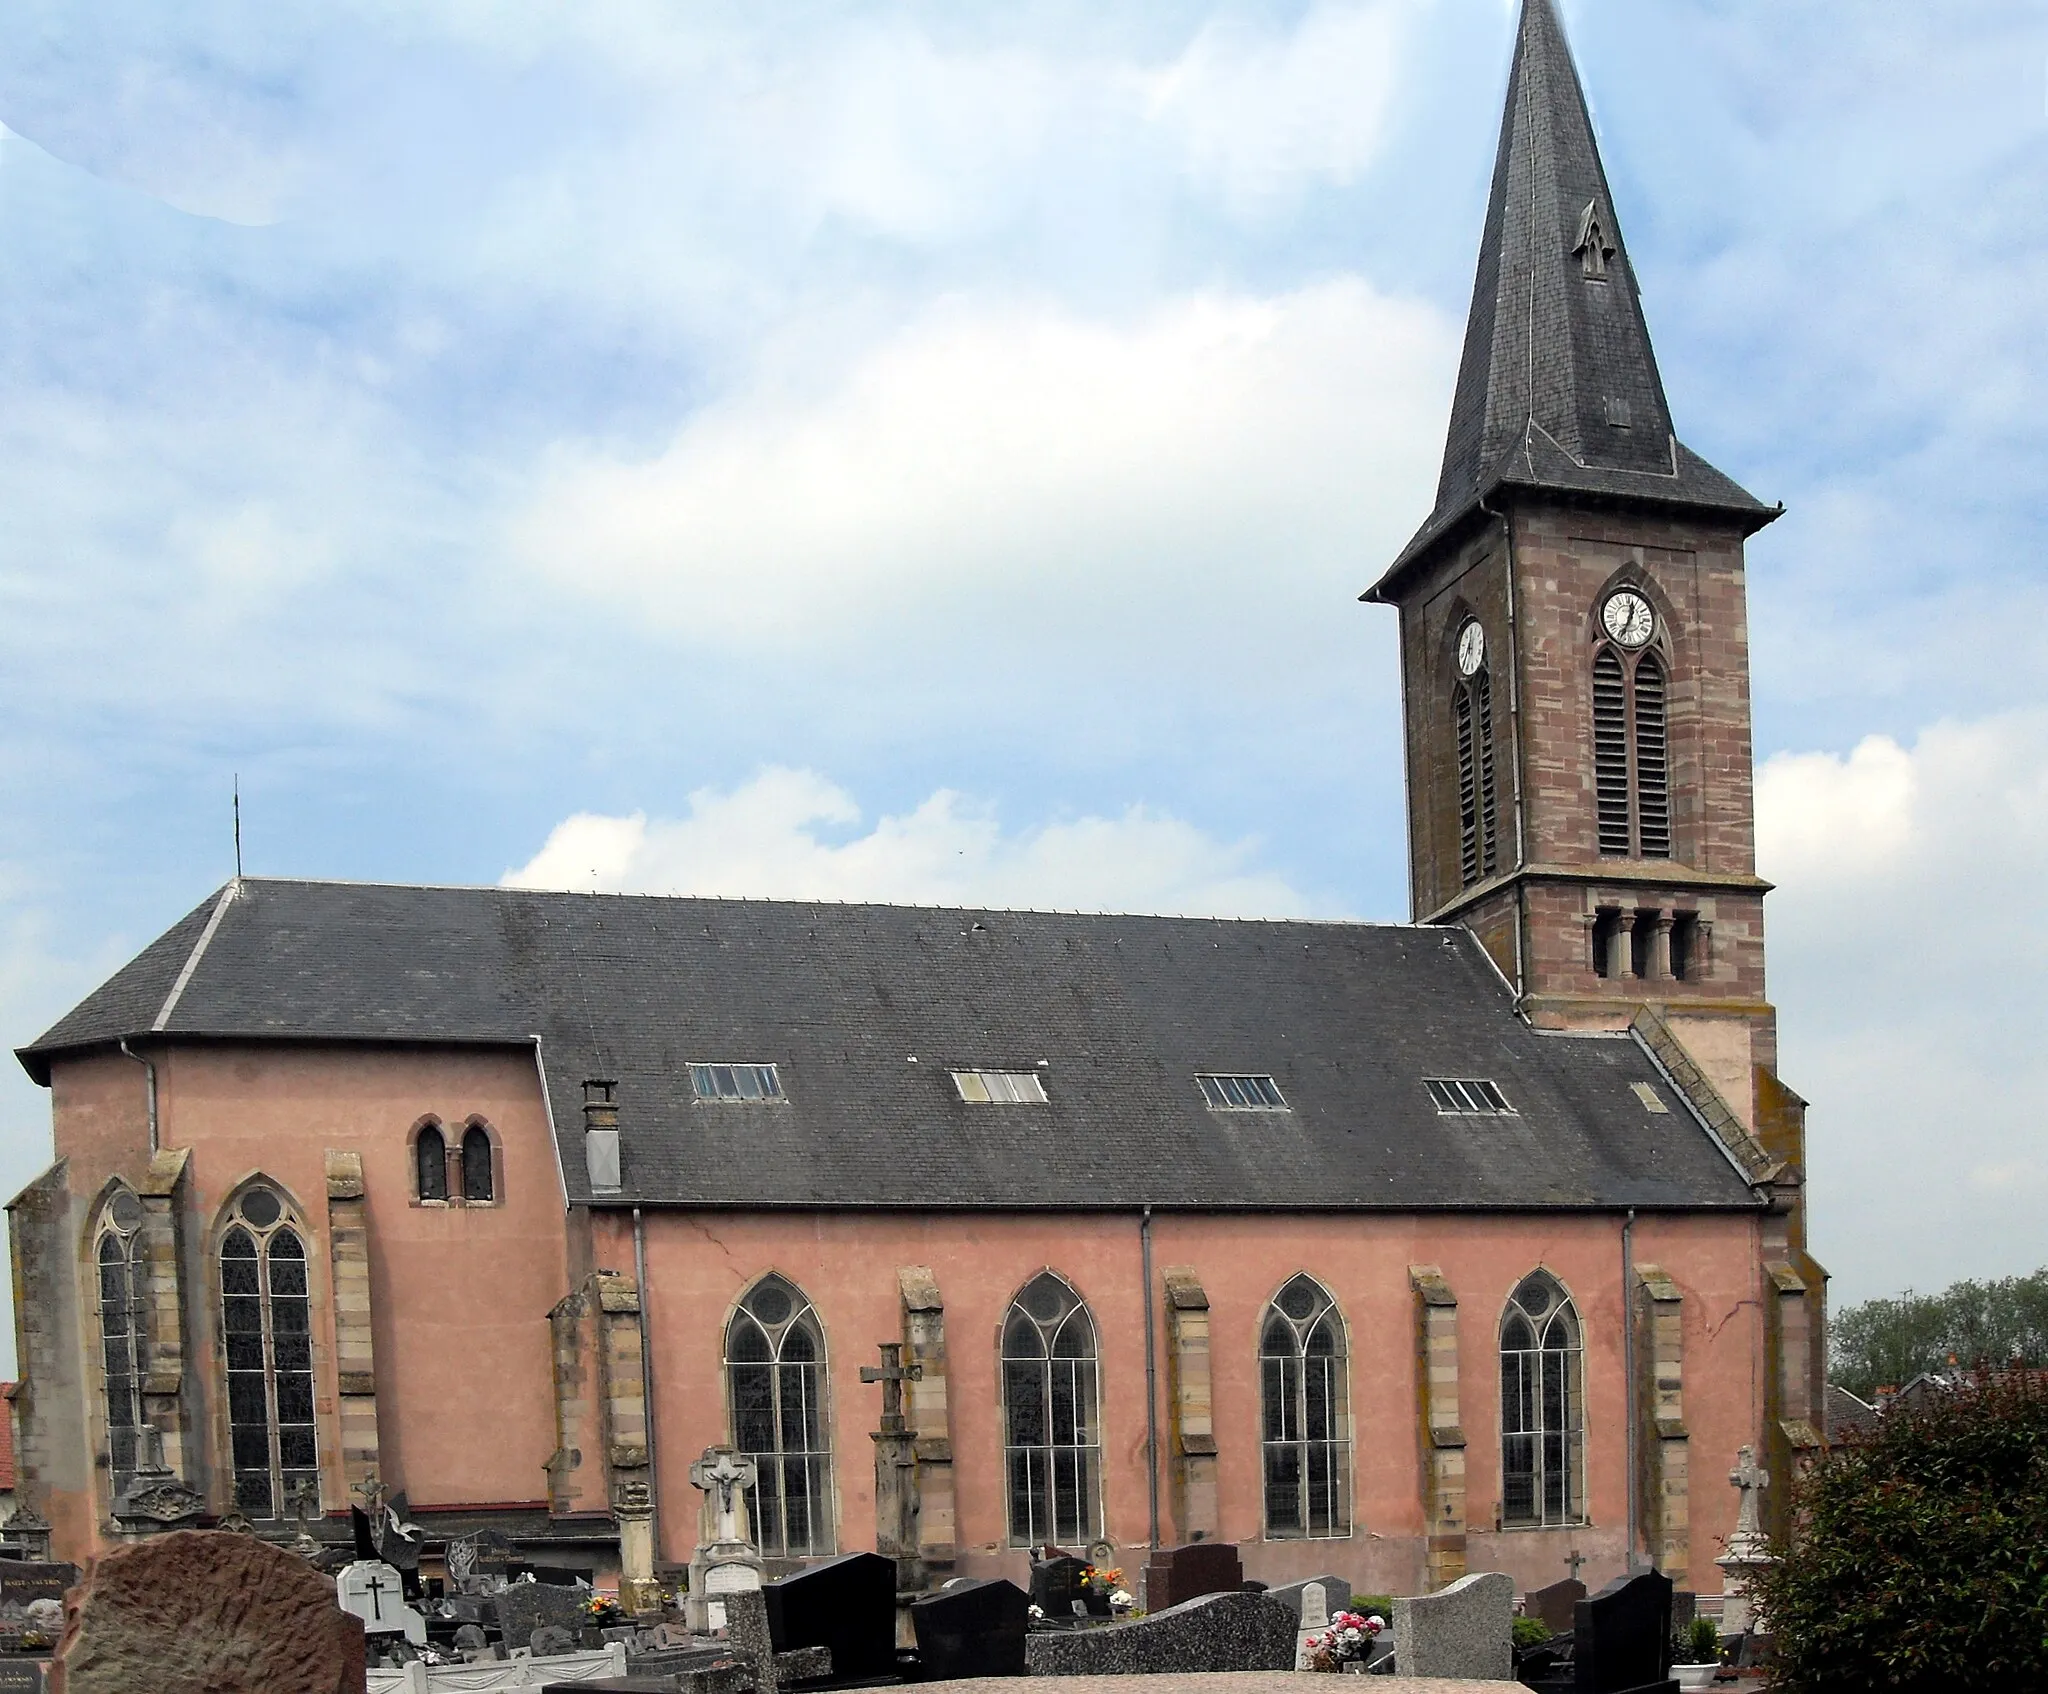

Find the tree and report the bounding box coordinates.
[1756,1369,2048,1692]
[1830,1268,2048,1400]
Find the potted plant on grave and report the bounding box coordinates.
[1304,1610,1385,1672]
[1078,1565,1122,1617]
[1672,1616,1722,1690]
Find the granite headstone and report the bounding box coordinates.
[763,1552,897,1686]
[910,1578,1029,1680]
[1023,1590,1295,1676]
[1139,1542,1243,1613]
[1526,1579,1587,1636]
[1574,1571,1675,1694]
[1393,1569,1514,1682]
[498,1581,590,1652]
[1027,1555,1087,1620]
[0,1566,77,1611]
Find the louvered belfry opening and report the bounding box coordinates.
[1592,641,1674,860]
[1592,649,1631,853]
[1455,683,1480,885]
[1634,651,1671,857]
[1475,668,1499,878]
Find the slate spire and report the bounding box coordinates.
[1370,0,1771,595]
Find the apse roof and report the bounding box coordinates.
[1366,0,1775,601]
[22,877,1760,1214]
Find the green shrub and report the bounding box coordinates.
[1674,1617,1719,1664]
[1756,1368,2048,1692]
[1352,1595,1394,1626]
[1513,1616,1554,1650]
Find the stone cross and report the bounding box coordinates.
[860,1342,922,1434]
[1729,1445,1770,1545]
[1565,1549,1585,1582]
[690,1447,757,1546]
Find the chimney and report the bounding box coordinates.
[583,1079,621,1194]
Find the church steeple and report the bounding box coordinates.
[1370,0,1772,599]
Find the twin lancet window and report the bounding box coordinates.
[415,1121,495,1203]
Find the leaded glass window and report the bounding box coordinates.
[461,1125,494,1202]
[1002,1272,1101,1547]
[97,1188,148,1492]
[220,1187,318,1520]
[416,1123,448,1201]
[1500,1271,1585,1527]
[726,1275,834,1557]
[1261,1274,1351,1538]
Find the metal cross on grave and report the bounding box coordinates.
[351,1472,388,1521]
[860,1342,922,1435]
[360,1568,389,1622]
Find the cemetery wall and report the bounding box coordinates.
[615,1204,1764,1601]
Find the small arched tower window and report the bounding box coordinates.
[1500,1271,1585,1527]
[1001,1271,1102,1547]
[1591,589,1672,860]
[461,1125,494,1203]
[95,1187,149,1492]
[1453,619,1500,886]
[726,1274,834,1556]
[220,1184,318,1521]
[415,1123,448,1202]
[1260,1274,1351,1538]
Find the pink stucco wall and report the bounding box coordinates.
[607,1205,1765,1599]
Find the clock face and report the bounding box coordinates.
[1602,590,1655,648]
[1455,620,1486,676]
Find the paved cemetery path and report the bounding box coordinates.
[923,1677,1512,1694]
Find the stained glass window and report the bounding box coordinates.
[726,1275,834,1556]
[1002,1272,1101,1547]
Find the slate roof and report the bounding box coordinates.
[21,877,1759,1215]
[1366,0,1776,601]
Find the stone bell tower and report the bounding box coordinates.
[1362,0,1828,1530]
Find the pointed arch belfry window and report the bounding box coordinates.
[1592,591,1672,860]
[1260,1274,1351,1538]
[220,1185,318,1520]
[726,1275,834,1557]
[95,1187,149,1493]
[1002,1272,1102,1547]
[1500,1271,1585,1527]
[1453,624,1501,888]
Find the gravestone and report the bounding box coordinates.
[1024,1589,1296,1676]
[1526,1578,1587,1636]
[687,1447,764,1635]
[763,1552,897,1686]
[1139,1541,1243,1613]
[0,1565,77,1611]
[1574,1571,1675,1694]
[1393,1569,1514,1681]
[453,1624,489,1654]
[1027,1554,1088,1620]
[499,1581,590,1652]
[1266,1575,1349,1670]
[910,1578,1029,1680]
[44,1528,365,1694]
[0,1663,45,1693]
[530,1624,580,1657]
[337,1559,428,1646]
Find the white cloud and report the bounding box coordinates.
[1758,711,2048,1301]
[509,280,1451,648]
[502,765,1327,919]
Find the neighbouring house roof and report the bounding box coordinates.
[21,877,1761,1214]
[1365,0,1775,602]
[1826,1382,1880,1442]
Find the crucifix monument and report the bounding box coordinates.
[1715,1444,1776,1636]
[861,1341,924,1598]
[687,1444,763,1634]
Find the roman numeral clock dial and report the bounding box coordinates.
[1601,591,1655,648]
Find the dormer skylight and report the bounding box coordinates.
[1197,1074,1287,1111]
[690,1063,784,1102]
[1425,1077,1514,1115]
[952,1070,1047,1105]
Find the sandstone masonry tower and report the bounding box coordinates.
[1365,0,1828,1525]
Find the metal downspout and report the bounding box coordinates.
[118,1038,159,1155]
[1140,1205,1160,1550]
[1621,1207,1639,1571]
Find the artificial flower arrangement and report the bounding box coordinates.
[583,1592,624,1626]
[1304,1609,1386,1671]
[1080,1564,1124,1595]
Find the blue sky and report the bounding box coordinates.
[2,0,2045,1371]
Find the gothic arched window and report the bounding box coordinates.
[726,1275,834,1557]
[1260,1274,1351,1538]
[96,1187,149,1492]
[460,1124,494,1203]
[416,1123,448,1201]
[1591,591,1672,860]
[1002,1272,1102,1547]
[1453,668,1500,886]
[1500,1271,1585,1527]
[220,1185,318,1520]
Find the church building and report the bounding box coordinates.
[7,0,1827,1610]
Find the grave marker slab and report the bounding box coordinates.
[1023,1589,1295,1676]
[45,1528,365,1694]
[763,1552,897,1687]
[498,1582,590,1652]
[0,1567,76,1611]
[1393,1569,1514,1681]
[910,1578,1028,1680]
[338,1560,428,1646]
[1526,1578,1587,1636]
[1026,1554,1087,1620]
[1139,1542,1243,1613]
[0,1663,43,1694]
[1573,1571,1675,1694]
